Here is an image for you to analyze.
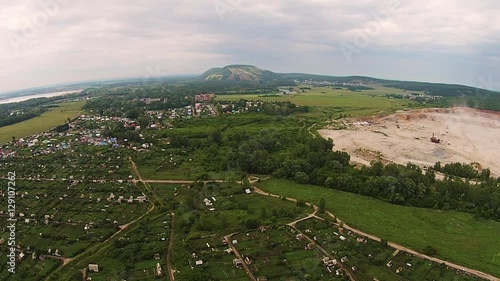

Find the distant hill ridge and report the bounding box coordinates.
[199,65,499,100]
[201,65,281,81]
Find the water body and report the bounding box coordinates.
[0,90,83,104]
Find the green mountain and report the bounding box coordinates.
[200,65,281,81]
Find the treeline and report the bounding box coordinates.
[0,100,49,128]
[383,81,494,97]
[83,92,191,117]
[180,79,293,94]
[346,85,375,91]
[434,162,490,180]
[380,81,500,110]
[215,99,309,116]
[281,155,499,220]
[0,111,42,127]
[274,150,500,220]
[283,151,500,220]
[0,95,78,128]
[260,101,309,116]
[354,162,498,219]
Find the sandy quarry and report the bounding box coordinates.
[319,108,500,177]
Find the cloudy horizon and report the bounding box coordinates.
[1,0,499,93]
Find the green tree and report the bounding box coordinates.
[423,245,438,256]
[481,169,491,181]
[244,218,261,229]
[242,178,250,188]
[207,128,222,144]
[125,109,140,119]
[138,116,150,128]
[294,172,309,184]
[296,199,306,207]
[324,177,334,188]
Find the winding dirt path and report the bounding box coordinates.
[287,205,320,227]
[167,213,175,281]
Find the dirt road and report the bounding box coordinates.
[224,233,256,281]
[386,242,499,281]
[287,221,357,281]
[167,213,175,281]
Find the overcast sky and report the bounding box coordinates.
[1,0,499,93]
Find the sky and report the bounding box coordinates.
[0,0,499,93]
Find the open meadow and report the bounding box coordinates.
[257,179,500,278]
[215,86,419,117]
[0,100,84,143]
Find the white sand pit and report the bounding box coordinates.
[319,108,500,177]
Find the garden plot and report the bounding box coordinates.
[232,227,336,280]
[295,218,481,281]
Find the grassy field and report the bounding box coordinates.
[257,179,500,278]
[215,86,416,117]
[0,100,84,143]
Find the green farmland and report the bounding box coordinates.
[0,100,84,143]
[257,179,500,278]
[215,86,418,117]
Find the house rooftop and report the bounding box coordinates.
[88,264,99,272]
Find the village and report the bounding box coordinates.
[0,93,275,162]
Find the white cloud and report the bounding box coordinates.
[0,0,499,92]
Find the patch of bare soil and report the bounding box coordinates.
[319,107,500,177]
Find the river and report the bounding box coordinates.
[0,89,83,104]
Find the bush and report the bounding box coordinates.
[294,172,309,184]
[244,218,261,229]
[296,199,306,207]
[423,245,438,256]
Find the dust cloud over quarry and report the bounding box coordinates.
[319,108,500,177]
